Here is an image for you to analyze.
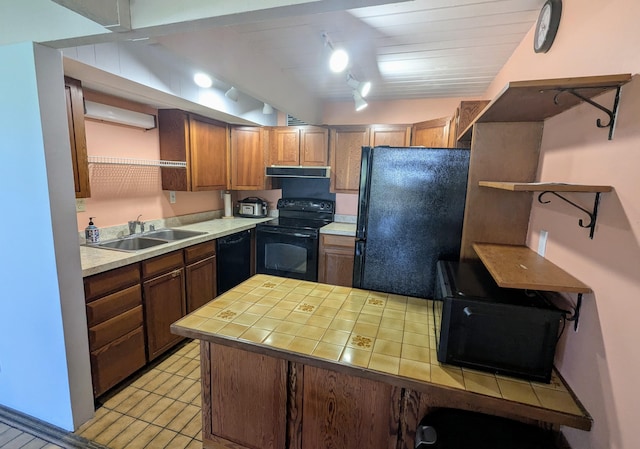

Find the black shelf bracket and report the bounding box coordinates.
[537,191,602,239]
[565,293,583,331]
[553,85,623,140]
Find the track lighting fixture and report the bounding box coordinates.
[322,32,349,73]
[193,72,213,88]
[262,103,274,114]
[346,72,371,98]
[225,87,239,102]
[353,90,368,112]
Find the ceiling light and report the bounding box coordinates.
[84,101,156,129]
[353,90,368,112]
[225,87,239,102]
[262,103,274,114]
[193,72,213,88]
[346,73,371,98]
[329,49,349,73]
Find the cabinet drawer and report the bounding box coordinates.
[90,326,146,397]
[89,305,144,351]
[84,264,140,301]
[142,250,184,280]
[321,234,355,249]
[86,284,142,327]
[184,240,216,264]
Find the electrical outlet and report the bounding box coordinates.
[76,198,86,212]
[169,191,176,204]
[537,230,548,257]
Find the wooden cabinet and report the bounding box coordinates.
[300,365,400,449]
[64,76,90,198]
[158,109,228,191]
[184,241,217,313]
[230,126,271,190]
[84,265,145,397]
[318,234,355,287]
[142,250,186,361]
[451,100,489,145]
[411,117,452,147]
[329,124,411,194]
[206,343,288,449]
[270,126,328,166]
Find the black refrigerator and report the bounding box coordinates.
[353,146,470,299]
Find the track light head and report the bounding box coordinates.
[346,73,372,98]
[225,87,239,102]
[353,90,368,111]
[262,103,274,114]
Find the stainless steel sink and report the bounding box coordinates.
[94,236,168,252]
[143,228,207,241]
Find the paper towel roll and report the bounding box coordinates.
[223,192,233,218]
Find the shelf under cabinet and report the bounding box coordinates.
[478,181,612,193]
[472,243,591,294]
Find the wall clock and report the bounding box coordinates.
[534,0,562,53]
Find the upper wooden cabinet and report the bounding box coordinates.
[230,126,271,190]
[158,109,228,191]
[64,76,90,198]
[329,124,411,194]
[412,117,452,148]
[270,126,328,166]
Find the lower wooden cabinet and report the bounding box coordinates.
[318,234,355,287]
[201,342,402,449]
[143,267,186,361]
[185,241,217,314]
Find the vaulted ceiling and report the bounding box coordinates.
[2,0,546,123]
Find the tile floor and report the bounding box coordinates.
[0,422,64,449]
[74,339,203,449]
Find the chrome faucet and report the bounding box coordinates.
[128,214,145,234]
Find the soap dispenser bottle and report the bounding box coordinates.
[85,217,100,244]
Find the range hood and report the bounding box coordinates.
[265,166,331,178]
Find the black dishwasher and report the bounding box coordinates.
[216,229,252,294]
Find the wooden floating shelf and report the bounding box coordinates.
[473,243,592,294]
[478,181,613,193]
[459,74,632,142]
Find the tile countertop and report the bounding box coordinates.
[80,217,272,277]
[172,274,592,431]
[320,222,356,236]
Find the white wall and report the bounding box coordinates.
[0,42,93,430]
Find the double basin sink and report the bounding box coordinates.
[91,229,207,252]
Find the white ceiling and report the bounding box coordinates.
[2,0,546,122]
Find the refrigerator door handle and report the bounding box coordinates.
[352,239,366,288]
[355,146,374,240]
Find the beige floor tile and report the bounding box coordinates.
[112,388,151,414]
[74,406,109,434]
[180,412,203,439]
[175,358,201,377]
[168,433,196,449]
[163,357,192,375]
[146,428,180,449]
[19,438,49,449]
[138,396,176,423]
[186,364,201,380]
[185,439,204,449]
[77,410,123,440]
[152,400,188,427]
[166,404,201,433]
[123,424,163,449]
[166,379,199,400]
[100,385,138,410]
[152,372,185,397]
[177,380,201,404]
[93,415,136,446]
[138,370,172,393]
[126,392,164,419]
[105,419,148,449]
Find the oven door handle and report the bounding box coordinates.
[257,227,316,238]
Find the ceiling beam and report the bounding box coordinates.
[51,0,131,32]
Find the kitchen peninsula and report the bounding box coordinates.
[171,274,591,449]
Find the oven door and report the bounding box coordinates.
[256,227,319,281]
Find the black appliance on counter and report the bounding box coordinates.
[434,260,565,383]
[217,230,252,294]
[256,198,334,281]
[353,146,470,298]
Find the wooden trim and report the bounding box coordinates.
[201,341,213,440]
[287,362,304,449]
[83,89,158,116]
[479,181,612,193]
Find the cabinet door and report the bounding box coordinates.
[412,117,452,147]
[143,268,186,361]
[230,126,270,190]
[64,76,90,198]
[329,126,370,193]
[318,235,355,287]
[207,343,287,449]
[190,115,228,191]
[300,126,328,166]
[270,127,300,165]
[301,365,400,449]
[370,125,412,147]
[186,255,217,314]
